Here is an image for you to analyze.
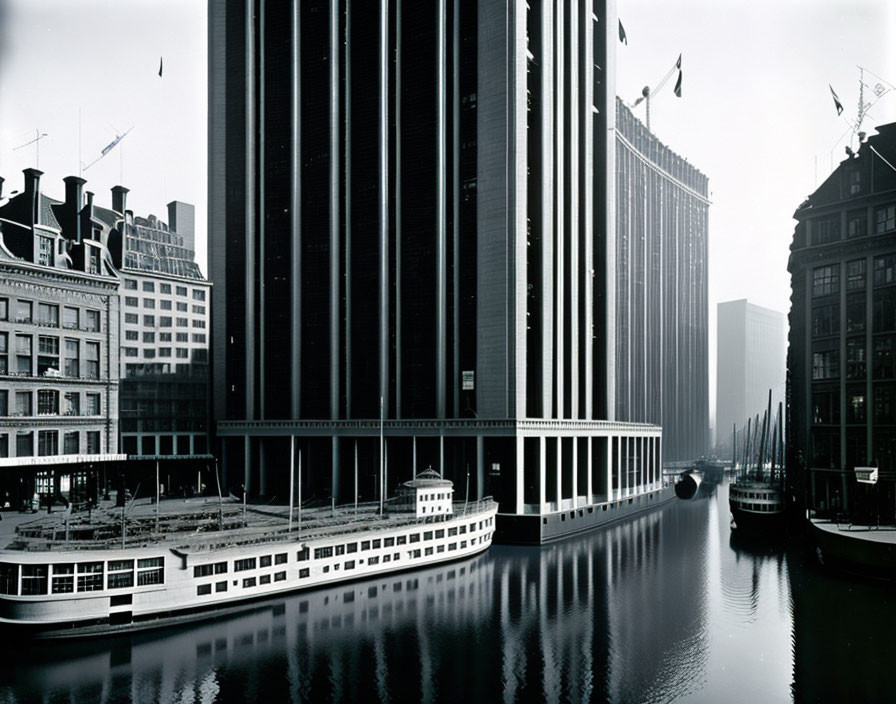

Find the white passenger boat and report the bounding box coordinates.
[0,468,497,639]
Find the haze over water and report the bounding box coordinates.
[1,479,892,703]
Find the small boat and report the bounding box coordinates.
[0,466,497,639]
[729,392,786,533]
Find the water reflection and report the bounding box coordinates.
[0,478,892,702]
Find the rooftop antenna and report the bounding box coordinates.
[630,54,682,132]
[13,130,48,168]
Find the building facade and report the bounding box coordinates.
[0,169,122,507]
[615,98,710,461]
[104,192,211,460]
[716,299,786,453]
[209,1,668,543]
[789,123,896,519]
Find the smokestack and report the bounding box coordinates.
[0,176,4,200]
[23,168,42,225]
[111,185,129,215]
[82,191,95,240]
[64,176,86,242]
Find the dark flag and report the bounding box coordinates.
[618,20,627,45]
[676,53,682,69]
[674,71,682,97]
[829,84,843,115]
[159,57,163,77]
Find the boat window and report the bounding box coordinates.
[448,527,458,536]
[423,531,433,541]
[383,554,392,563]
[435,529,445,539]
[297,548,310,561]
[107,560,135,589]
[460,541,467,549]
[260,555,272,568]
[345,561,355,570]
[51,563,75,594]
[369,556,380,565]
[216,581,228,592]
[138,557,163,569]
[314,547,333,560]
[137,558,165,586]
[274,571,287,582]
[361,541,371,551]
[77,562,104,592]
[242,577,256,588]
[384,537,395,547]
[409,533,420,543]
[21,565,49,596]
[396,536,407,545]
[214,562,228,574]
[197,584,212,596]
[335,545,345,556]
[260,574,272,585]
[299,568,310,578]
[437,545,445,553]
[346,542,358,553]
[194,564,215,578]
[393,553,400,561]
[411,549,421,558]
[371,539,381,549]
[460,525,467,534]
[235,558,257,572]
[0,563,19,596]
[449,543,457,551]
[425,547,434,556]
[275,553,288,564]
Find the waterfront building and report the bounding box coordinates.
[0,169,122,507]
[614,98,710,461]
[209,1,667,543]
[716,299,786,452]
[788,122,896,519]
[103,190,211,461]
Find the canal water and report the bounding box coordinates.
[1,478,893,703]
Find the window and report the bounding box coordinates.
[160,316,172,327]
[125,296,139,307]
[160,300,172,310]
[0,332,7,374]
[177,317,188,327]
[62,306,79,329]
[176,286,187,296]
[197,584,212,596]
[847,389,866,424]
[15,334,32,375]
[192,305,205,315]
[160,283,171,294]
[143,299,155,309]
[107,559,134,589]
[368,556,380,565]
[813,265,839,297]
[160,333,172,342]
[87,247,101,275]
[873,336,896,379]
[847,210,867,238]
[297,548,310,561]
[176,302,188,312]
[193,289,206,301]
[159,348,171,357]
[396,535,407,545]
[77,562,104,592]
[0,299,6,321]
[192,319,206,329]
[86,431,100,454]
[192,334,206,344]
[361,541,371,551]
[234,558,256,572]
[216,581,228,592]
[37,335,59,375]
[63,391,79,416]
[260,574,271,585]
[63,431,79,454]
[274,571,286,582]
[85,341,100,379]
[176,348,188,358]
[299,568,310,578]
[124,279,138,290]
[37,390,58,415]
[38,430,58,456]
[124,313,138,324]
[875,204,896,233]
[15,391,32,416]
[142,281,155,292]
[137,557,164,585]
[345,560,355,570]
[64,339,79,377]
[813,216,840,245]
[124,347,138,358]
[16,431,33,456]
[423,531,433,541]
[275,553,287,565]
[371,539,381,549]
[21,565,48,595]
[38,303,59,326]
[176,333,188,342]
[51,564,74,594]
[812,350,839,380]
[260,555,272,567]
[125,330,138,341]
[142,332,155,344]
[346,542,358,553]
[874,255,896,286]
[874,288,896,332]
[846,338,866,379]
[242,577,256,588]
[143,315,155,327]
[0,391,6,415]
[15,300,32,323]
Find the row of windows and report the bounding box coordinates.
[0,557,163,596]
[812,335,896,380]
[123,298,206,316]
[196,571,289,596]
[813,256,896,297]
[0,389,101,417]
[0,332,102,379]
[121,310,206,329]
[124,347,203,360]
[124,330,206,344]
[811,204,896,246]
[123,280,206,301]
[0,299,101,331]
[0,429,102,458]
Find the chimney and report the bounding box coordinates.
[23,168,43,225]
[111,185,129,215]
[63,176,86,242]
[82,191,95,240]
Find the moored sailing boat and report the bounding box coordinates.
[729,391,786,533]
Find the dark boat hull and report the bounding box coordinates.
[729,502,786,533]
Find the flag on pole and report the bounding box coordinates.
[676,53,682,69]
[674,71,682,97]
[618,20,627,45]
[159,57,163,77]
[829,84,843,115]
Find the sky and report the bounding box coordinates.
[0,0,207,272]
[1,0,895,432]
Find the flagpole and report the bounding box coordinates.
[298,448,302,537]
[379,395,384,515]
[289,436,295,533]
[155,460,160,533]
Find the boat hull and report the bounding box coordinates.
[729,502,786,533]
[810,519,896,580]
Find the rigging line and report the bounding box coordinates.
[870,145,896,173]
[857,65,896,92]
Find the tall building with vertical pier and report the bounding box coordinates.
[209,1,670,543]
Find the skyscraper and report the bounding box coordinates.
[716,299,786,453]
[209,1,669,543]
